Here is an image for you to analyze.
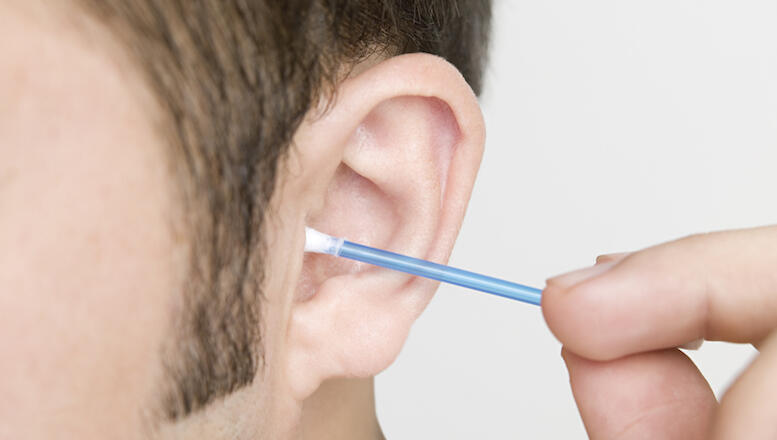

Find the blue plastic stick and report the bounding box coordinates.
[305,228,542,306]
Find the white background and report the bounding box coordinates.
[376,1,776,438]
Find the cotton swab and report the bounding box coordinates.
[304,227,542,306]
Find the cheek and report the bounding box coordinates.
[0,128,181,434]
[0,22,182,434]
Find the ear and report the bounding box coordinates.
[283,53,485,400]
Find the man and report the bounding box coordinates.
[0,0,491,438]
[5,1,777,439]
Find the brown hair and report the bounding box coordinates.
[78,0,491,419]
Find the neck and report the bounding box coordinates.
[299,377,384,440]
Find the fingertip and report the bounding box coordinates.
[541,284,576,353]
[542,282,595,359]
[542,280,621,361]
[544,253,705,361]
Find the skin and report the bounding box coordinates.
[0,3,485,438]
[11,2,773,439]
[543,226,777,439]
[0,3,178,437]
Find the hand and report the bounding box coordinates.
[541,226,777,439]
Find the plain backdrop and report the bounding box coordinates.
[375,1,776,438]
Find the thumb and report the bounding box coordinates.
[563,348,716,440]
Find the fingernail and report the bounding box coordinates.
[680,339,704,350]
[595,252,631,265]
[547,260,617,289]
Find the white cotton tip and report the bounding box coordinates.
[304,227,344,255]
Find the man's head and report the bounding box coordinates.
[0,0,490,437]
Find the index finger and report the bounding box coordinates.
[542,226,777,361]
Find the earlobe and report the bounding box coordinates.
[283,53,485,400]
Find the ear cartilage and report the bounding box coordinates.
[304,227,542,306]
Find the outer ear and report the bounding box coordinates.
[283,53,485,400]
